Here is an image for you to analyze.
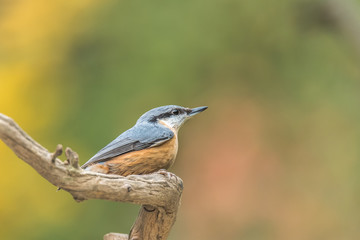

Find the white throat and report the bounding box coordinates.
[158,116,188,132]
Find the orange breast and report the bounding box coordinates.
[93,135,178,176]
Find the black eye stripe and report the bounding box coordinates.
[152,112,172,121]
[150,108,184,122]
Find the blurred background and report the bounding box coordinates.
[1,0,360,239]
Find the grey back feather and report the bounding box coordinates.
[81,122,174,168]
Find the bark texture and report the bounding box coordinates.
[0,113,183,240]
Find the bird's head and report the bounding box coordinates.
[137,105,208,131]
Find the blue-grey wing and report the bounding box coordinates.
[81,123,174,168]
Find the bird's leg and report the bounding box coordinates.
[156,169,179,182]
[155,169,183,190]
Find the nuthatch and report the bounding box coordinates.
[82,105,207,176]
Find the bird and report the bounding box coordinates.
[81,105,207,176]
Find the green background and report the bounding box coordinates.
[1,0,360,239]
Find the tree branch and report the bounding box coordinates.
[0,113,183,239]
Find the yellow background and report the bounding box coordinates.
[1,0,360,239]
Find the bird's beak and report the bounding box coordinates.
[188,106,208,117]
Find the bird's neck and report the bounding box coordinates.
[158,120,179,134]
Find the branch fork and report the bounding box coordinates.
[0,113,183,240]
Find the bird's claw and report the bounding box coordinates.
[157,169,175,178]
[156,169,182,188]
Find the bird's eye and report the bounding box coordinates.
[172,109,179,115]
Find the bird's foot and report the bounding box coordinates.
[156,169,183,189]
[157,169,175,178]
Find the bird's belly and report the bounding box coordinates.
[97,136,178,176]
[118,136,178,168]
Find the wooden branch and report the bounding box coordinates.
[0,113,183,240]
